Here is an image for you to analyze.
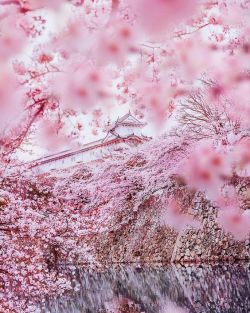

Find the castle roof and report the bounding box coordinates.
[29,112,147,169]
[116,111,146,127]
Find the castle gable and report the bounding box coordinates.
[117,112,145,127]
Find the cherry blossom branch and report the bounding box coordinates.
[173,22,211,39]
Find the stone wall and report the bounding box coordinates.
[82,191,249,265]
[171,194,249,263]
[84,198,178,265]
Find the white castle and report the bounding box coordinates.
[30,112,149,174]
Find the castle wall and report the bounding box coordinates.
[171,195,250,263]
[31,140,135,174]
[114,125,143,138]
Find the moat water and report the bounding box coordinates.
[43,263,250,313]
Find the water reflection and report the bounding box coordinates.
[43,263,250,313]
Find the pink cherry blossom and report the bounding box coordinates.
[0,11,26,62]
[0,69,26,132]
[130,0,197,35]
[232,137,250,177]
[217,208,250,241]
[95,19,137,65]
[213,188,240,211]
[55,63,111,112]
[36,119,68,151]
[180,141,232,196]
[162,197,201,232]
[19,0,65,11]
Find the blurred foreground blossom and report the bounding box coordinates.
[162,197,201,232]
[181,141,232,197]
[0,69,25,130]
[232,137,250,177]
[53,63,112,112]
[19,0,66,11]
[95,19,136,66]
[0,10,26,62]
[36,119,68,151]
[129,0,197,35]
[217,208,250,241]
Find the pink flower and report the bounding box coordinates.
[181,141,232,196]
[214,190,240,211]
[162,197,201,231]
[0,13,26,62]
[133,80,175,130]
[0,69,25,131]
[51,17,93,58]
[19,0,65,11]
[95,20,136,65]
[228,81,250,128]
[217,208,250,241]
[12,61,27,75]
[36,119,68,151]
[232,138,250,177]
[37,52,53,64]
[50,62,111,114]
[130,0,197,34]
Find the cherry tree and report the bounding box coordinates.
[1,130,248,311]
[0,0,250,312]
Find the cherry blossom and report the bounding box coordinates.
[36,119,68,151]
[232,138,250,177]
[129,0,197,35]
[95,19,136,65]
[19,0,66,11]
[0,9,26,62]
[53,63,112,112]
[180,141,232,197]
[162,197,201,232]
[217,208,250,241]
[0,0,250,310]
